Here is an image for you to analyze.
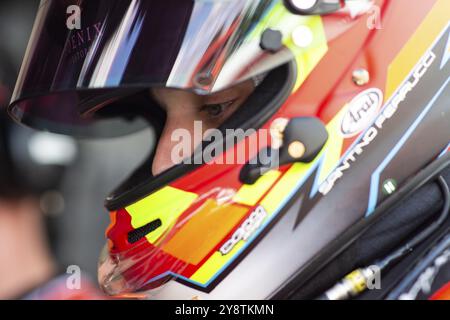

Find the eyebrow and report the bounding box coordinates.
[203,88,239,105]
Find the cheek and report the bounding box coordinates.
[160,113,206,150]
[153,112,212,174]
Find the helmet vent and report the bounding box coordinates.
[128,219,162,244]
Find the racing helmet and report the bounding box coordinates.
[8,0,450,299]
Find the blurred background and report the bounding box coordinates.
[0,0,153,298]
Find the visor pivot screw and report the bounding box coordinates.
[352,68,370,86]
[288,141,306,159]
[260,28,283,53]
[195,73,214,89]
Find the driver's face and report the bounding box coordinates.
[150,80,255,175]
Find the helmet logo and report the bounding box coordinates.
[341,88,383,138]
[219,206,268,255]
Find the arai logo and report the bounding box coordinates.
[341,88,383,138]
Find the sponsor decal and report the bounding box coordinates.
[341,88,384,138]
[68,21,104,65]
[219,206,268,255]
[319,50,436,196]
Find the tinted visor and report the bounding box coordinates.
[8,0,300,137]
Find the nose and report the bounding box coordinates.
[151,117,198,176]
[151,138,175,176]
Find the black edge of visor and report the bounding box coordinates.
[8,87,149,138]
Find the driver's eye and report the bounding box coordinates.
[201,100,235,118]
